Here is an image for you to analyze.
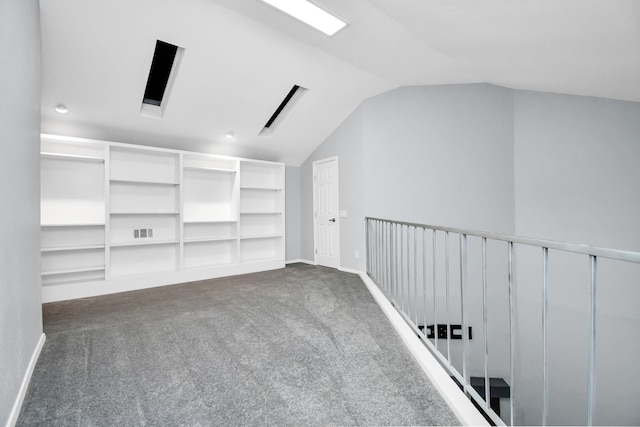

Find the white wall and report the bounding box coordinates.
[513,91,640,425]
[0,0,43,424]
[285,165,301,261]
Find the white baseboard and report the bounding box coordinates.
[285,259,316,265]
[338,266,361,275]
[7,332,46,427]
[357,272,488,426]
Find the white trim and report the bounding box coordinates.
[358,272,489,426]
[337,266,360,275]
[312,156,340,268]
[285,259,316,265]
[7,333,46,427]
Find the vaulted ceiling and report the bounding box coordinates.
[40,0,640,165]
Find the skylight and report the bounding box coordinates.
[140,40,184,119]
[260,84,308,137]
[143,41,178,106]
[259,0,347,36]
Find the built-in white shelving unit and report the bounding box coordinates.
[40,135,285,302]
[238,161,284,264]
[41,136,107,288]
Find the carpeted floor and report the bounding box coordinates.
[18,263,458,426]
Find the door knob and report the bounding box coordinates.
[329,218,336,222]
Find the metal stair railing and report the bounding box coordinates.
[365,217,640,426]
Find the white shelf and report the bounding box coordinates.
[240,212,282,215]
[41,152,104,162]
[110,179,179,186]
[42,266,105,276]
[110,240,180,248]
[183,220,237,224]
[240,234,283,240]
[110,212,179,216]
[41,244,105,252]
[183,261,235,271]
[184,166,236,174]
[184,237,237,243]
[41,223,105,227]
[240,186,282,191]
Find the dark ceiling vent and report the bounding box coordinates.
[260,84,308,136]
[140,40,184,118]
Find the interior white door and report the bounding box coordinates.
[314,157,340,268]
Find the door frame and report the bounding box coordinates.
[312,156,340,267]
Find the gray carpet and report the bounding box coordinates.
[18,264,458,426]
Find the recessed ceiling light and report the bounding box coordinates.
[224,132,234,140]
[54,104,69,114]
[259,0,347,36]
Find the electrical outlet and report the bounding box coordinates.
[148,228,153,238]
[140,228,147,238]
[134,229,139,239]
[354,250,360,259]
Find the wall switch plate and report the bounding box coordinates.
[134,229,139,238]
[339,210,347,218]
[355,250,359,259]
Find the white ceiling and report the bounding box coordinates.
[40,0,640,166]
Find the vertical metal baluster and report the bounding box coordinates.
[366,219,370,276]
[413,227,418,326]
[371,220,376,281]
[393,223,397,304]
[376,221,380,283]
[401,225,405,313]
[408,226,412,320]
[509,241,515,426]
[393,224,398,305]
[433,229,438,351]
[542,247,549,426]
[390,223,394,302]
[375,220,379,283]
[461,234,469,393]
[367,219,375,279]
[483,237,490,410]
[384,222,388,293]
[386,222,391,294]
[587,255,597,426]
[380,221,385,291]
[378,220,382,284]
[445,231,451,364]
[423,228,428,339]
[372,220,376,281]
[388,222,392,295]
[407,226,412,320]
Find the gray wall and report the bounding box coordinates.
[300,84,515,271]
[0,0,43,424]
[300,106,366,270]
[362,84,515,233]
[513,91,640,425]
[285,165,301,261]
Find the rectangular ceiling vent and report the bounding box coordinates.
[140,40,184,119]
[259,84,308,137]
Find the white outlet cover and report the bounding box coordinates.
[339,210,347,218]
